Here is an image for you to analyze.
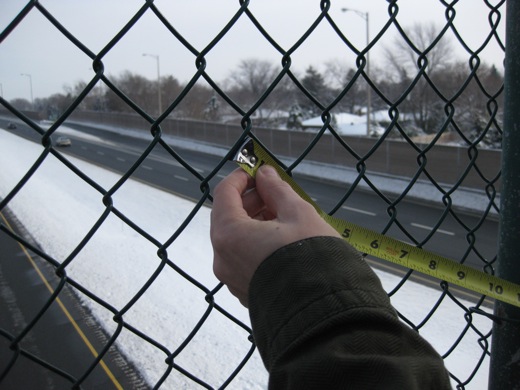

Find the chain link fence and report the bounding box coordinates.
[0,0,512,388]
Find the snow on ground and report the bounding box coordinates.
[301,112,385,136]
[0,129,492,389]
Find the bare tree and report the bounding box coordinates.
[10,98,33,111]
[385,22,453,77]
[439,60,504,146]
[226,58,295,125]
[175,81,215,119]
[102,71,156,113]
[324,59,364,113]
[228,59,277,104]
[383,23,453,133]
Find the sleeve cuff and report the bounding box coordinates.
[248,236,396,370]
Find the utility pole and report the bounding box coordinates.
[342,7,371,136]
[142,53,162,115]
[20,73,34,107]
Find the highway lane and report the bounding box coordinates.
[64,123,499,265]
[0,209,145,389]
[296,174,499,265]
[1,118,499,303]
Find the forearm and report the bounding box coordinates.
[249,236,451,390]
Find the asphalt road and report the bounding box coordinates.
[2,116,499,298]
[0,208,146,389]
[0,116,498,268]
[56,121,498,267]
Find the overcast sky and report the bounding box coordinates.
[0,0,506,102]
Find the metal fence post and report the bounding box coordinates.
[489,1,520,389]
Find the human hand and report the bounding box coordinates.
[210,165,340,307]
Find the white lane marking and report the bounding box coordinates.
[174,175,189,182]
[411,222,455,236]
[142,165,153,170]
[149,156,203,173]
[70,135,206,174]
[341,206,377,216]
[117,157,126,162]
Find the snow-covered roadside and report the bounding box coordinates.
[0,129,491,388]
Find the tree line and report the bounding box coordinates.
[10,23,504,148]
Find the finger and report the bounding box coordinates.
[242,188,267,218]
[211,169,252,225]
[255,165,304,219]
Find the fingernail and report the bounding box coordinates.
[259,165,277,176]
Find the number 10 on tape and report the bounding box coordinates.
[233,137,520,308]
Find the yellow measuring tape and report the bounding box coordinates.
[233,137,520,308]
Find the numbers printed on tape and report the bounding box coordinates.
[233,137,520,308]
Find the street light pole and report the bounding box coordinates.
[142,53,162,115]
[20,73,34,107]
[341,8,371,136]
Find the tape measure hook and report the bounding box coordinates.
[233,138,258,168]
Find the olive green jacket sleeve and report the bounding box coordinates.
[248,236,452,390]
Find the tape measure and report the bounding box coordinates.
[233,137,520,308]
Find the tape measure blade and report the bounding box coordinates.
[246,142,322,213]
[234,138,520,308]
[321,196,520,307]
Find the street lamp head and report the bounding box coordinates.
[341,7,368,20]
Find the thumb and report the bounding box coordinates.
[255,165,303,218]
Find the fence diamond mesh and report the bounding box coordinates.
[0,0,511,389]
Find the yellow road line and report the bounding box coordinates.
[0,211,123,389]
